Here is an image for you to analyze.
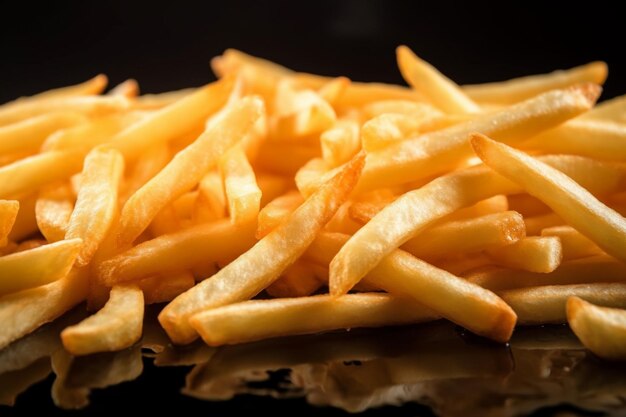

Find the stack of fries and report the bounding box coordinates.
[1,46,625,361]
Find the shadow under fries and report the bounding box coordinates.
[1,305,626,416]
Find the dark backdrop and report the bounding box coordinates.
[1,0,625,103]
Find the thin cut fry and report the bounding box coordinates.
[61,285,144,356]
[220,146,262,224]
[159,152,365,344]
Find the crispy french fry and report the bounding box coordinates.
[159,152,365,344]
[35,183,74,243]
[98,218,257,285]
[0,268,88,350]
[501,283,626,325]
[463,61,608,105]
[266,260,326,298]
[471,134,626,263]
[109,77,234,159]
[467,255,626,292]
[320,120,360,168]
[117,97,263,245]
[0,238,82,296]
[396,45,479,114]
[61,285,143,356]
[65,147,124,266]
[541,225,604,260]
[486,236,562,273]
[567,297,626,360]
[220,146,262,224]
[0,200,19,247]
[189,293,438,346]
[256,190,303,239]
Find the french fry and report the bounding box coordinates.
[320,120,360,168]
[0,200,19,247]
[98,218,257,285]
[541,225,604,260]
[18,74,108,101]
[317,76,350,106]
[159,152,365,344]
[133,88,195,110]
[462,61,608,105]
[467,255,626,292]
[266,260,326,298]
[220,146,262,224]
[138,271,195,305]
[65,147,124,266]
[396,45,480,114]
[61,285,143,356]
[109,77,234,159]
[256,174,293,207]
[567,297,626,360]
[192,171,227,224]
[0,112,86,155]
[117,96,263,245]
[500,283,626,325]
[0,238,82,296]
[486,236,562,273]
[35,183,74,243]
[362,100,442,119]
[7,194,37,242]
[189,293,438,346]
[471,134,626,263]
[0,268,88,350]
[108,79,139,98]
[256,190,303,239]
[524,212,563,235]
[580,93,626,123]
[120,144,170,205]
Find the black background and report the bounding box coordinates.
[1,1,624,416]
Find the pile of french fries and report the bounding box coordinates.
[1,46,625,361]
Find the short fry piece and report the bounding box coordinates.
[61,285,144,356]
[567,297,626,360]
[190,293,438,346]
[220,146,262,224]
[0,239,82,296]
[471,134,626,263]
[159,152,365,344]
[486,236,562,273]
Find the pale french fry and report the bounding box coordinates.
[486,236,562,273]
[0,238,81,296]
[98,218,257,285]
[220,146,262,224]
[35,183,74,242]
[61,285,143,356]
[467,255,626,292]
[0,200,19,247]
[462,61,608,105]
[396,45,480,114]
[567,297,626,360]
[159,152,365,344]
[65,147,124,266]
[320,120,360,168]
[541,225,604,260]
[266,260,326,298]
[0,112,86,155]
[118,96,263,245]
[0,149,85,199]
[307,232,516,342]
[256,190,303,239]
[471,133,626,263]
[402,211,526,261]
[0,268,88,349]
[189,293,438,346]
[109,77,234,159]
[500,283,626,325]
[138,271,195,305]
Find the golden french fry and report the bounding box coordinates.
[320,120,360,168]
[467,255,626,292]
[266,260,326,298]
[256,190,303,239]
[471,133,626,263]
[120,144,170,205]
[19,74,108,101]
[65,147,124,266]
[98,218,257,285]
[501,283,626,325]
[35,183,74,243]
[271,87,336,140]
[117,96,263,245]
[159,152,365,344]
[0,149,85,199]
[0,200,19,247]
[61,285,143,356]
[0,268,88,349]
[189,293,438,346]
[360,112,447,152]
[463,61,607,105]
[396,45,479,114]
[0,112,86,155]
[0,238,82,296]
[541,225,604,260]
[138,271,195,305]
[109,77,234,159]
[220,146,262,224]
[486,236,562,273]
